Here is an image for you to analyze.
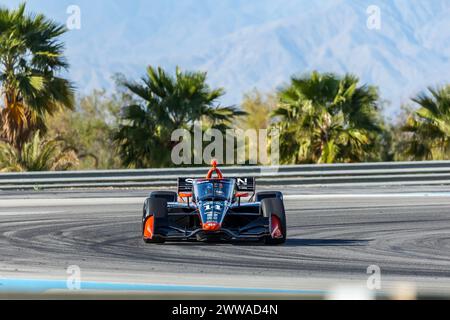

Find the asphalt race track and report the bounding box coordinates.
[1,186,450,297]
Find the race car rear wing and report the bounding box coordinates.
[177,177,255,193]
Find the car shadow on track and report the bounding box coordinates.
[158,239,371,247]
[283,238,371,247]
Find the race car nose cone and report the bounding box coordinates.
[202,222,221,231]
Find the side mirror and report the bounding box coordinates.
[235,192,249,206]
[235,192,249,198]
[179,192,192,198]
[178,192,193,204]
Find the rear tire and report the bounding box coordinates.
[261,198,287,245]
[142,198,168,244]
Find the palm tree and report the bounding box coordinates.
[271,71,382,164]
[114,66,245,168]
[0,3,74,149]
[398,85,450,160]
[0,131,78,172]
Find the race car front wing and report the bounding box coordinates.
[152,216,270,241]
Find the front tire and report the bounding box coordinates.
[261,198,287,245]
[142,198,168,244]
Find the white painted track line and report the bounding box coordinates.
[1,192,450,208]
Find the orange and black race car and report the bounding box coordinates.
[142,160,286,244]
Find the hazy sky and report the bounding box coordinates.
[2,0,449,115]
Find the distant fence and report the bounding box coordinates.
[2,161,450,190]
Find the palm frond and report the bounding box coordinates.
[0,3,73,147]
[0,130,78,171]
[114,66,243,168]
[271,71,382,164]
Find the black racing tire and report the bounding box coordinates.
[261,198,287,245]
[255,191,283,202]
[142,198,168,244]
